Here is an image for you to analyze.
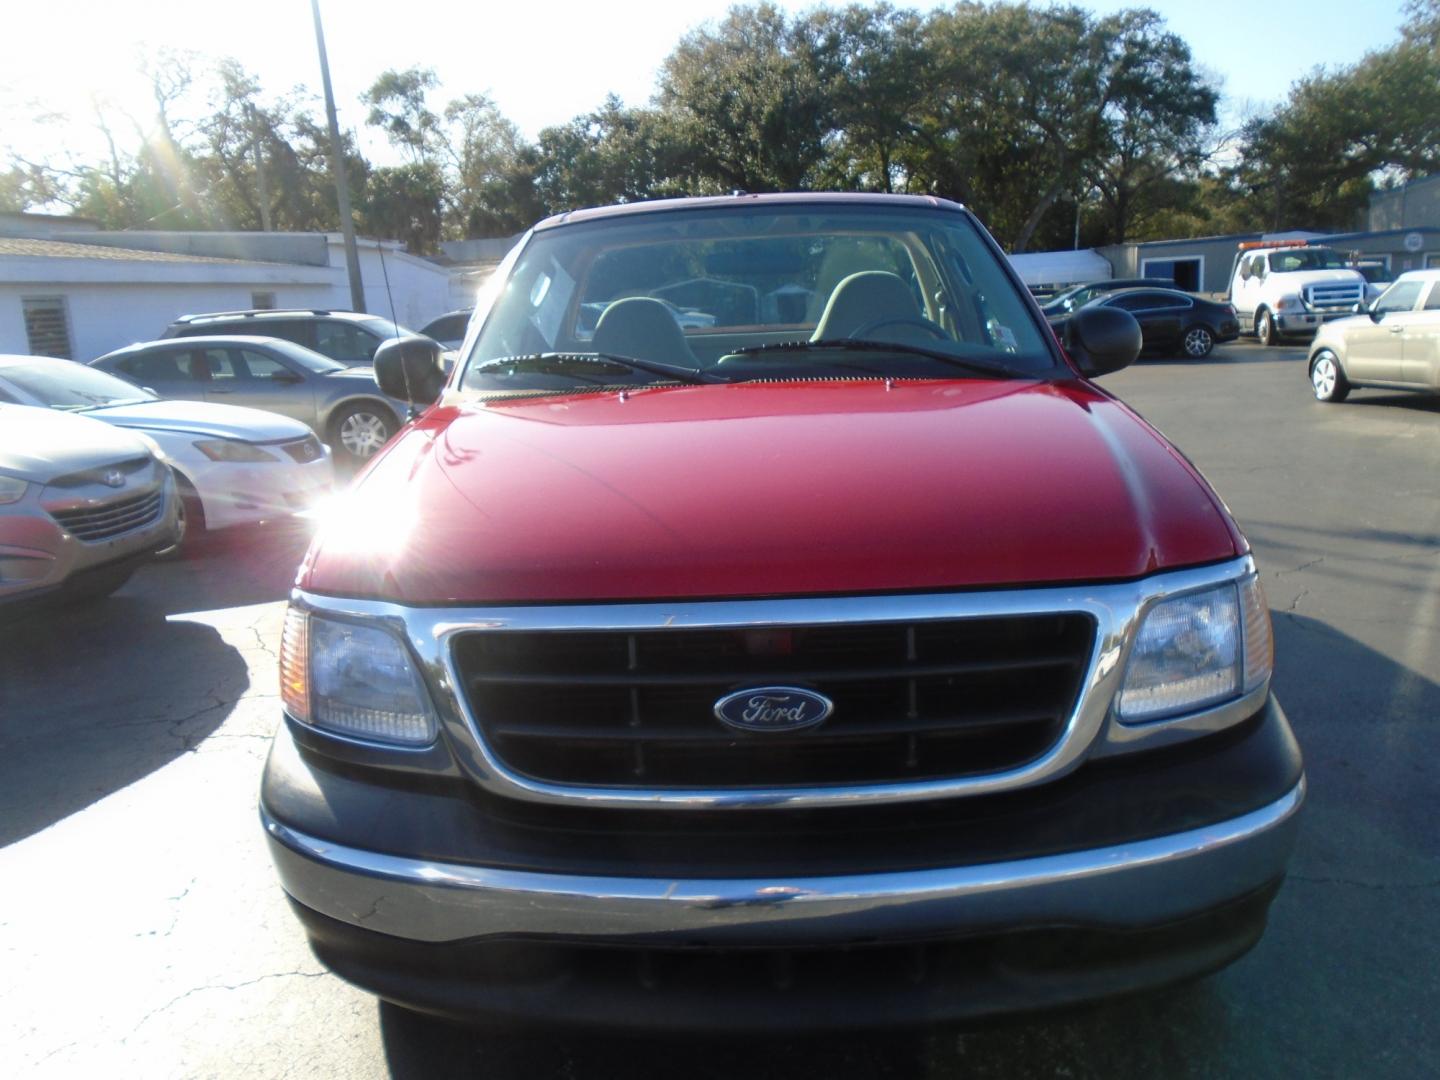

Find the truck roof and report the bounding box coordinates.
[533,192,966,231]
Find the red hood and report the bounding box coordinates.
[301,380,1242,604]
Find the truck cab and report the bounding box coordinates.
[261,194,1304,1030]
[1228,242,1368,346]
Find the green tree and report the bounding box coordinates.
[657,2,846,192]
[361,67,442,165]
[1230,0,1440,230]
[355,161,446,254]
[532,96,688,211]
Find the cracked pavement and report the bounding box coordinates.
[2,340,1437,1078]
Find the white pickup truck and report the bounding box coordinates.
[1228,242,1368,346]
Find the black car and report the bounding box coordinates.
[418,309,473,350]
[1039,277,1176,317]
[1053,288,1240,359]
[161,308,420,366]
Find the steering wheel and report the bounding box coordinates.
[849,317,950,341]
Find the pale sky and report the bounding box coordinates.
[1,0,1412,169]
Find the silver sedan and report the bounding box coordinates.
[1308,269,1440,402]
[91,336,416,464]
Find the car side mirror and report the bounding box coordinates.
[374,335,446,406]
[1065,306,1142,378]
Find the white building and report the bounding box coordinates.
[0,213,456,361]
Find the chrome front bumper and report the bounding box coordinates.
[263,776,1304,947]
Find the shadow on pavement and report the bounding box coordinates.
[377,982,1228,1078]
[0,521,313,846]
[1343,390,1440,414]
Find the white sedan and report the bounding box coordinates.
[0,355,333,545]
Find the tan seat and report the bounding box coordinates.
[592,298,698,366]
[811,271,935,342]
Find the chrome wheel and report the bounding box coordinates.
[1257,310,1275,347]
[1183,327,1214,358]
[338,411,391,458]
[1311,351,1349,403]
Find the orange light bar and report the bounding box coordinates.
[1237,239,1311,251]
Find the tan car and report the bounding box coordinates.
[1309,269,1440,402]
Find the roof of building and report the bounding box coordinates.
[0,235,285,266]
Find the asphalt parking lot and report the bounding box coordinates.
[3,339,1437,1079]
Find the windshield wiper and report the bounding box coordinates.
[472,352,717,385]
[724,339,1028,379]
[70,398,150,411]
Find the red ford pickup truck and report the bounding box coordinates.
[263,194,1303,1029]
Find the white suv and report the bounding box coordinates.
[1228,244,1368,346]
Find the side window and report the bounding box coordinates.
[314,321,379,363]
[193,348,237,381]
[1252,256,1267,280]
[249,320,311,348]
[1109,294,1170,312]
[1423,283,1440,311]
[119,351,193,385]
[236,349,295,379]
[1375,281,1423,314]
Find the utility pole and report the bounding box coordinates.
[245,104,273,232]
[311,0,365,312]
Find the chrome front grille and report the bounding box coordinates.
[452,615,1094,789]
[1303,282,1364,310]
[50,488,164,541]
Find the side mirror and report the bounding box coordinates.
[1066,306,1142,378]
[374,335,446,406]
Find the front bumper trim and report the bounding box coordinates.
[263,775,1304,947]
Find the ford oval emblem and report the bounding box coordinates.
[713,687,833,734]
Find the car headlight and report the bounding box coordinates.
[1117,576,1272,723]
[0,473,29,505]
[280,608,437,746]
[193,439,279,463]
[1274,294,1304,313]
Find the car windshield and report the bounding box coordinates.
[267,340,347,374]
[459,203,1058,393]
[0,361,156,409]
[358,317,413,343]
[1268,248,1347,272]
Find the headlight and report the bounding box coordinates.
[279,608,437,746]
[193,439,279,463]
[0,473,29,505]
[1117,576,1272,723]
[1274,294,1304,312]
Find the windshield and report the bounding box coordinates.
[1268,247,1347,272]
[459,204,1057,393]
[267,339,347,374]
[0,361,157,409]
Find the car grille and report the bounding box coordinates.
[279,436,324,464]
[50,489,164,542]
[1303,282,1364,310]
[47,456,152,489]
[452,615,1094,789]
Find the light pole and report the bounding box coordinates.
[311,0,365,312]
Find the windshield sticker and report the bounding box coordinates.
[532,258,576,346]
[989,320,1019,352]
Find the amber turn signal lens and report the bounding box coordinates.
[280,606,310,723]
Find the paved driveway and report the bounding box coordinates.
[3,340,1437,1078]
